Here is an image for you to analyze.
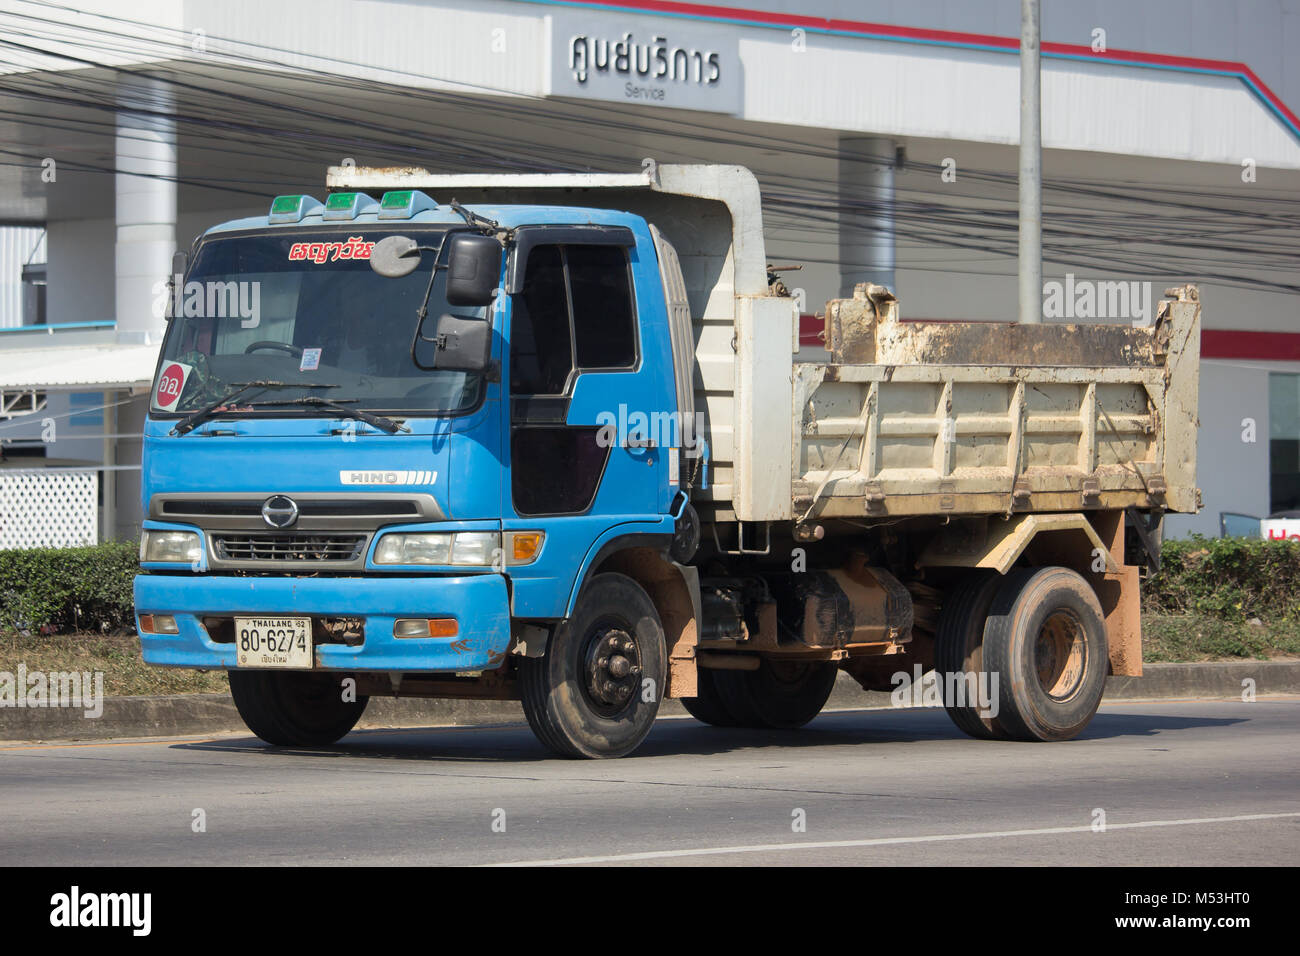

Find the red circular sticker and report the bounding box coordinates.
[156,363,185,406]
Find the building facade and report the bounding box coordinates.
[1,0,1299,542]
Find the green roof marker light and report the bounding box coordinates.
[322,191,379,221]
[268,194,324,224]
[378,189,439,220]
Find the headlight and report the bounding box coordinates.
[449,532,498,566]
[140,530,202,564]
[374,533,451,565]
[374,532,503,567]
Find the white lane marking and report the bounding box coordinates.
[483,811,1300,867]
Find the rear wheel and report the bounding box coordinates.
[934,572,1010,740]
[519,573,667,758]
[227,670,367,746]
[712,659,838,729]
[982,566,1109,742]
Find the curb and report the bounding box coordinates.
[2,661,1296,743]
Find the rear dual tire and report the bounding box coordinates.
[983,566,1109,742]
[681,667,742,727]
[936,566,1108,742]
[685,659,837,730]
[934,572,1009,740]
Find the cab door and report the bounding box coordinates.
[502,227,672,619]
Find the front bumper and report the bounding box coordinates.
[134,573,511,672]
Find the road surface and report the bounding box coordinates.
[1,699,1296,866]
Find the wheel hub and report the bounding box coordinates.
[585,627,642,712]
[1034,610,1087,701]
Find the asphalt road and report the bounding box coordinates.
[1,699,1296,866]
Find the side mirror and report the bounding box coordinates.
[370,235,422,278]
[431,313,490,372]
[446,233,502,307]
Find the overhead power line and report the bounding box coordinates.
[0,1,1297,295]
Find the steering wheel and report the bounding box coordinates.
[244,341,303,357]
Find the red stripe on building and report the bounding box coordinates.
[798,313,822,347]
[1202,330,1300,362]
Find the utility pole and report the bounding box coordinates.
[838,136,897,297]
[1019,0,1042,323]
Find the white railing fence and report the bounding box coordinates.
[0,468,99,548]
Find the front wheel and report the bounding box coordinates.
[982,566,1109,742]
[227,670,368,746]
[519,573,667,758]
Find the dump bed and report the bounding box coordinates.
[791,284,1201,522]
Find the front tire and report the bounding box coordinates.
[227,670,368,746]
[982,566,1109,742]
[519,573,667,758]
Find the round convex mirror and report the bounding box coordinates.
[369,235,422,278]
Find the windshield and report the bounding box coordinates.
[151,227,487,416]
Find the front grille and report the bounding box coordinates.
[213,534,366,562]
[150,494,443,536]
[163,499,420,519]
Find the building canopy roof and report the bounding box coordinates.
[0,343,159,391]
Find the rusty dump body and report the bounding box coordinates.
[726,281,1201,685]
[797,282,1200,522]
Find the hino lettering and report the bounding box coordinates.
[339,470,437,485]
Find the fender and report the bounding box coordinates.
[559,524,704,698]
[916,512,1119,574]
[918,510,1142,677]
[564,523,674,617]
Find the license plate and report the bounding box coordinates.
[234,617,313,669]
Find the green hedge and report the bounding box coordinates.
[1141,535,1300,623]
[0,535,1297,636]
[0,541,138,634]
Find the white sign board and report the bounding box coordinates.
[1261,517,1300,541]
[548,13,740,115]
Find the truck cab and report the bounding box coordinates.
[137,186,701,756]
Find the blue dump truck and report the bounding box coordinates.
[135,164,1201,758]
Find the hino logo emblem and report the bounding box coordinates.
[261,495,299,529]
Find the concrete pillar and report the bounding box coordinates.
[838,135,896,297]
[115,78,176,345]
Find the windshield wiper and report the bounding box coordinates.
[170,380,338,436]
[252,396,410,435]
